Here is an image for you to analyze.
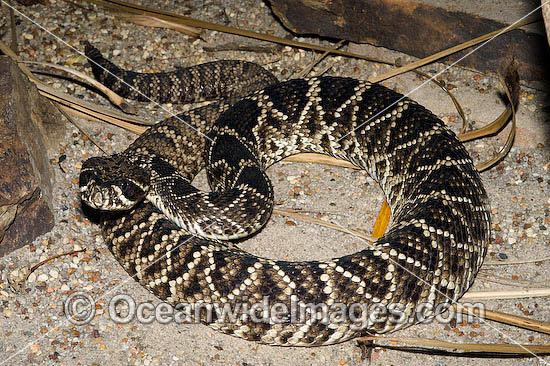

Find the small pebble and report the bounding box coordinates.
[286,175,300,184]
[37,274,49,282]
[27,273,36,283]
[498,253,508,260]
[30,344,40,354]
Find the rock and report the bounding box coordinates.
[15,0,47,5]
[0,56,66,257]
[268,0,550,89]
[542,1,550,47]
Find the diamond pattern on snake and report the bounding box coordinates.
[79,42,490,346]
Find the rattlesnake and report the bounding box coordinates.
[79,43,490,346]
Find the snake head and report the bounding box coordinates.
[79,155,150,211]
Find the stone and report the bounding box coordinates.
[268,0,549,89]
[15,0,47,6]
[0,56,66,256]
[544,2,550,46]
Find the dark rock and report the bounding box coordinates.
[268,0,549,89]
[15,0,47,5]
[0,56,66,256]
[542,2,550,46]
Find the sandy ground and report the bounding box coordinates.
[1,0,549,365]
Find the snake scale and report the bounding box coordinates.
[79,42,490,346]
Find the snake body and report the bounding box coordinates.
[80,43,490,346]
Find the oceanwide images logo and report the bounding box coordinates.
[64,292,485,329]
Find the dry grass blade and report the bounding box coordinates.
[37,83,149,128]
[459,104,512,143]
[202,42,282,54]
[282,153,357,169]
[476,274,538,288]
[8,248,88,293]
[313,60,340,77]
[358,335,550,355]
[273,208,376,243]
[484,256,550,266]
[1,39,112,152]
[1,39,150,130]
[294,40,345,79]
[56,103,146,134]
[40,84,146,130]
[413,69,467,133]
[462,288,550,300]
[118,13,202,38]
[454,304,550,335]
[368,15,540,83]
[57,104,109,154]
[372,199,391,239]
[470,65,519,172]
[459,61,519,142]
[22,60,137,114]
[25,249,87,282]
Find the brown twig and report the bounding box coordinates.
[202,42,282,54]
[117,13,202,38]
[23,60,138,114]
[358,335,550,355]
[294,40,346,79]
[462,288,550,300]
[454,303,550,335]
[25,249,87,282]
[484,256,550,266]
[57,106,109,155]
[273,208,376,243]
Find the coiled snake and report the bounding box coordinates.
[79,42,490,346]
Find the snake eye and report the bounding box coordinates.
[119,181,145,202]
[119,181,128,193]
[79,170,95,188]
